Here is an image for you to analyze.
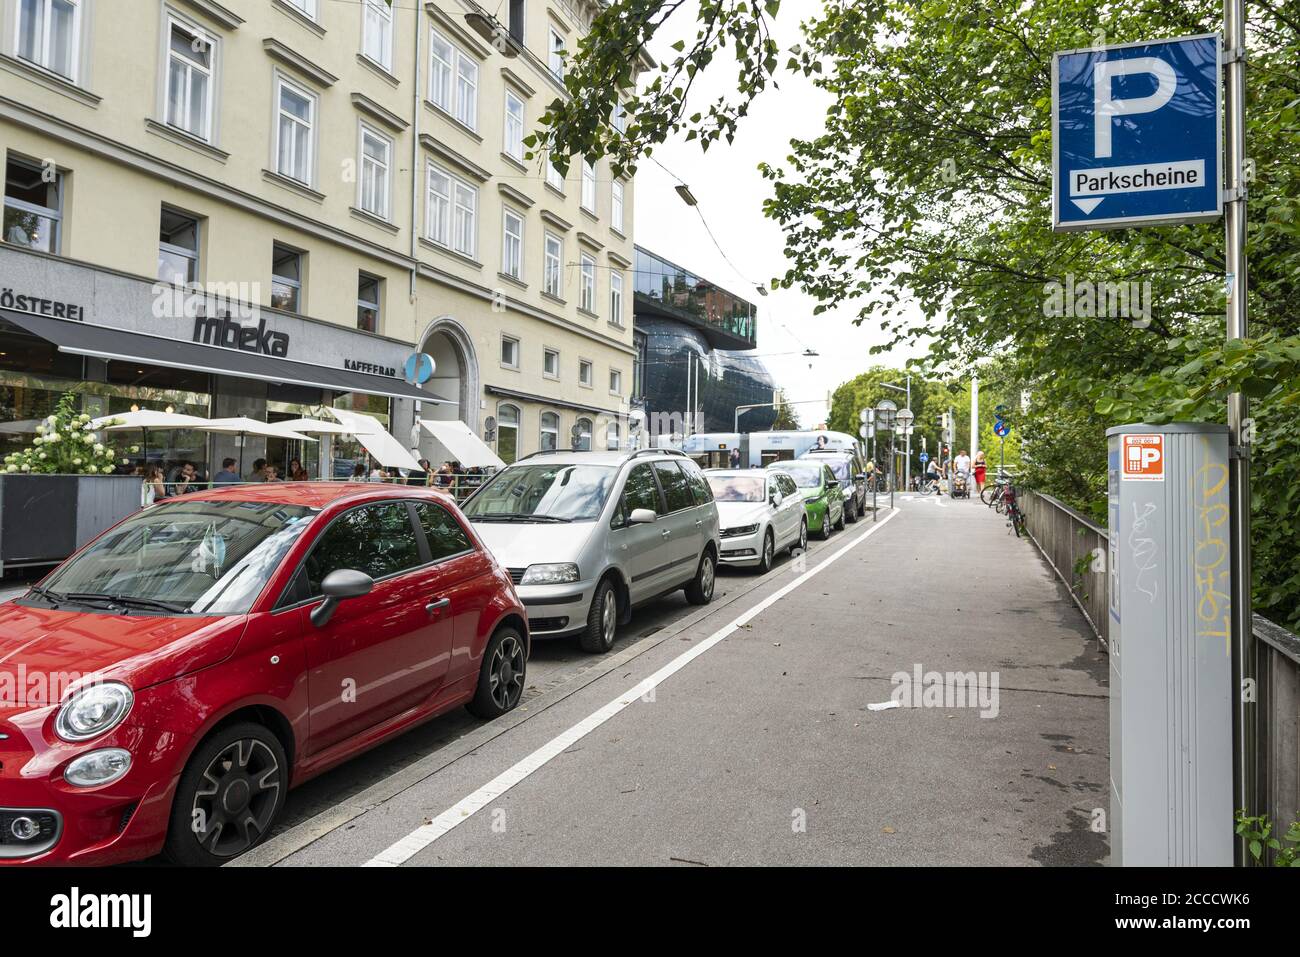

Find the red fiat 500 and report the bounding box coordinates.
[0,483,528,866]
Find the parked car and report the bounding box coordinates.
[0,483,527,866]
[800,448,869,522]
[770,460,845,539]
[705,468,807,572]
[461,449,721,654]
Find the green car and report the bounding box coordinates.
[767,461,845,540]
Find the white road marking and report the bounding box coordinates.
[362,508,902,867]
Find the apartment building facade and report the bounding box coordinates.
[0,0,644,475]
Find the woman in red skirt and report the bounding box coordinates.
[973,451,988,494]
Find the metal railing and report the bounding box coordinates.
[1018,487,1300,854]
[1018,489,1110,650]
[152,474,489,504]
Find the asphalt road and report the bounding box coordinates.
[2,494,1110,866]
[231,495,1110,867]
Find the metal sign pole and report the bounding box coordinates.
[1224,0,1255,864]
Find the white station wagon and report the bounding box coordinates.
[705,468,808,572]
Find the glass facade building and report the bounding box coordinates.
[632,247,776,437]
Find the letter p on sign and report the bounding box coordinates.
[1093,57,1177,158]
[1121,434,1164,481]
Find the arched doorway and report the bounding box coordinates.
[417,316,478,464]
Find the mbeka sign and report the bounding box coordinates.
[1053,34,1221,231]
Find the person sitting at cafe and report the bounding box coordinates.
[170,461,200,496]
[214,458,240,485]
[248,458,269,482]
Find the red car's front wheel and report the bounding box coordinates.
[164,722,287,866]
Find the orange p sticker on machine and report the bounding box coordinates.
[1121,434,1164,481]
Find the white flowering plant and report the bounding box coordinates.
[3,393,123,475]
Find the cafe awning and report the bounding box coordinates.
[420,419,504,469]
[1,309,445,403]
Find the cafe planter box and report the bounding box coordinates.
[0,474,140,572]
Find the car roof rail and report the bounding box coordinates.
[628,448,687,459]
[515,448,583,461]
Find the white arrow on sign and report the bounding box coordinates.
[1072,197,1104,215]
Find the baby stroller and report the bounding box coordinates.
[951,470,970,499]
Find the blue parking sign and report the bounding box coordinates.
[1053,34,1221,231]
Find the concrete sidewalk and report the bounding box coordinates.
[277,497,1110,866]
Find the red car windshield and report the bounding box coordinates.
[39,500,317,615]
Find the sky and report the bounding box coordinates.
[631,2,928,427]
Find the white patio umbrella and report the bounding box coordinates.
[327,408,421,472]
[193,417,317,474]
[90,409,211,468]
[273,417,355,435]
[274,417,357,479]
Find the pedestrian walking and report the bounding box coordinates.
[973,450,987,494]
[954,449,972,498]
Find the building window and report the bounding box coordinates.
[426,163,477,258]
[611,180,624,233]
[579,359,593,388]
[609,369,623,395]
[4,157,62,254]
[359,125,392,219]
[579,253,596,313]
[543,347,559,379]
[506,0,525,44]
[548,28,564,77]
[545,159,564,193]
[271,243,303,312]
[429,28,477,130]
[574,417,592,452]
[540,410,558,452]
[16,0,80,81]
[283,0,316,19]
[581,160,596,213]
[543,232,562,297]
[606,420,621,451]
[165,20,215,141]
[504,90,525,162]
[275,77,315,185]
[500,335,519,369]
[362,0,393,70]
[357,273,381,333]
[497,403,519,464]
[613,100,627,134]
[609,270,624,327]
[157,207,199,284]
[502,208,523,280]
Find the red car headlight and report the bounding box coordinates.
[54,682,134,742]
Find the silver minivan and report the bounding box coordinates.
[461,449,721,653]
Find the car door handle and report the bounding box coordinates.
[661,529,671,538]
[426,597,450,614]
